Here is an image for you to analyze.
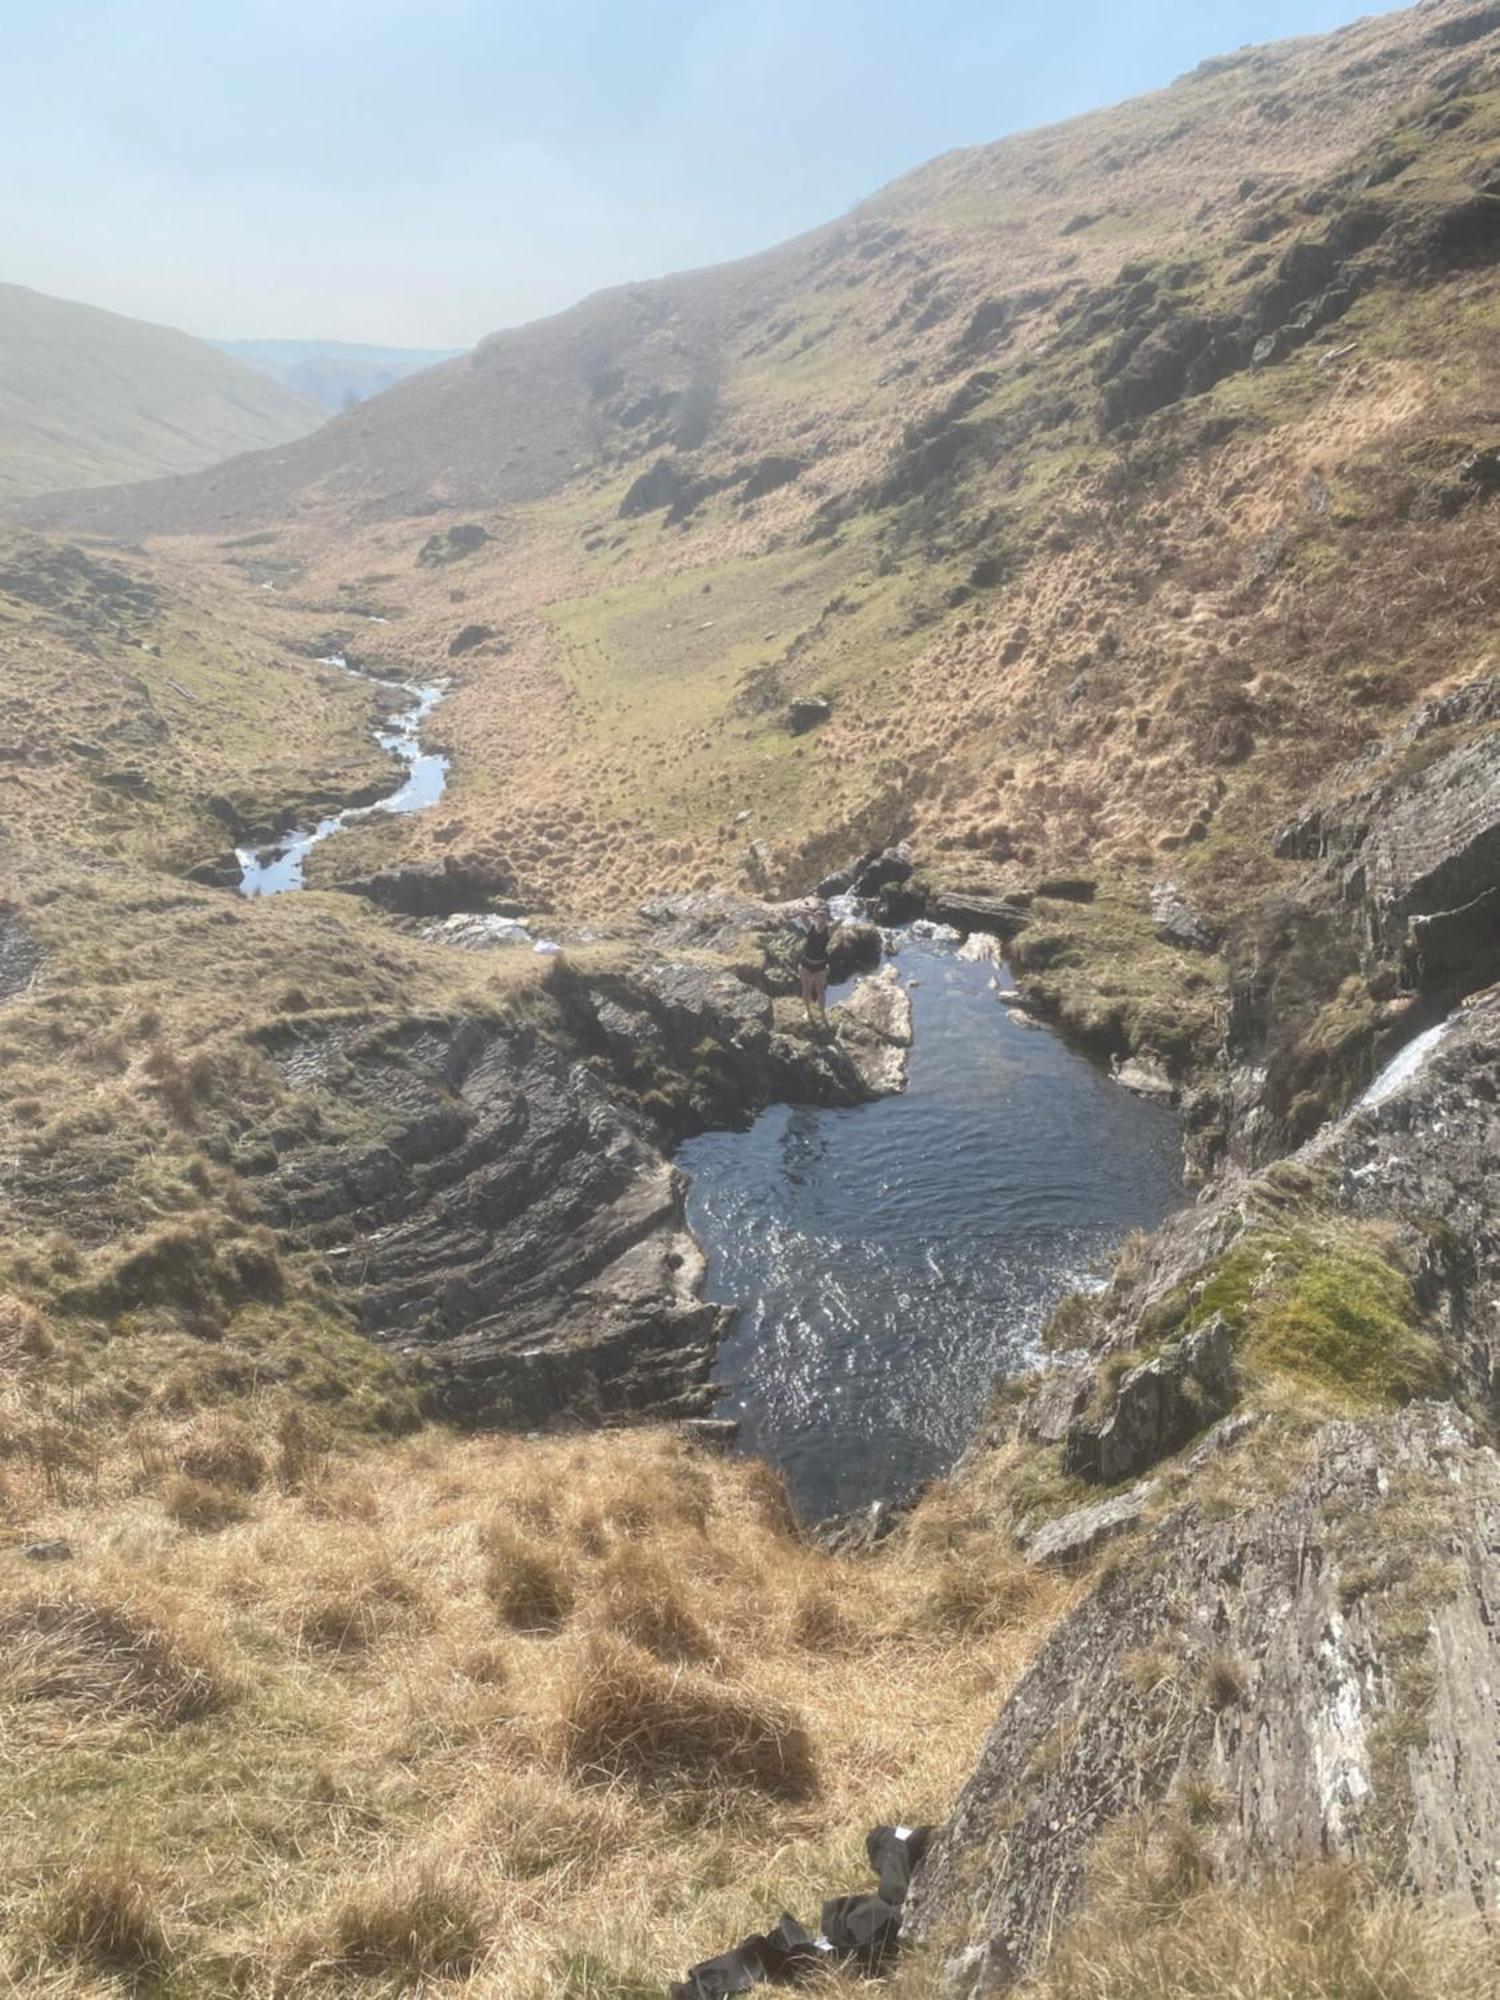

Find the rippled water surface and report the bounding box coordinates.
[679,939,1184,1519]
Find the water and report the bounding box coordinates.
[1359,1014,1457,1109]
[238,655,448,897]
[679,938,1184,1519]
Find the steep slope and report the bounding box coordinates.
[0,283,324,500]
[6,7,1500,1993]
[214,338,463,411]
[17,0,1500,1060]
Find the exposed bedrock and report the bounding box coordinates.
[1227,672,1500,1159]
[909,1405,1500,1993]
[247,920,907,1427]
[911,993,1500,1991]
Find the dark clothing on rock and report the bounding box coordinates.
[669,1823,931,1997]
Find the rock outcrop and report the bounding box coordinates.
[249,937,907,1426]
[0,905,41,1002]
[909,1405,1500,1992]
[908,987,1500,1991]
[1227,673,1500,1159]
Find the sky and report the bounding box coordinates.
[2,0,1409,351]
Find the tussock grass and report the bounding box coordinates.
[0,1425,1071,1994]
[278,1859,490,1990]
[33,1856,175,1979]
[1010,1858,1500,2000]
[161,1471,253,1533]
[484,1523,576,1634]
[0,1592,226,1731]
[557,1633,818,1802]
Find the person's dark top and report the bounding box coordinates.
[800,923,832,973]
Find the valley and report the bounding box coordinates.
[3,0,1500,1994]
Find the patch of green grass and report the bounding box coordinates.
[1156,1224,1448,1410]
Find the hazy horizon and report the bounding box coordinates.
[6,0,1408,351]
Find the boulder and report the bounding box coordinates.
[786,694,832,733]
[835,966,914,1094]
[740,455,806,503]
[1459,444,1500,491]
[1150,879,1217,951]
[0,906,42,1002]
[416,523,491,566]
[618,458,688,518]
[1019,1483,1156,1568]
[928,889,1033,938]
[1064,1316,1238,1483]
[855,845,916,896]
[332,859,513,917]
[448,623,497,656]
[187,854,244,892]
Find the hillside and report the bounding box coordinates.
[18,0,1500,1010]
[4,1,1500,1994]
[0,283,324,500]
[215,338,463,411]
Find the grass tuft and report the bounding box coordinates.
[484,1525,577,1634]
[35,1857,174,1977]
[557,1634,818,1802]
[0,1593,225,1728]
[279,1860,488,1988]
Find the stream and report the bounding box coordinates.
[231,661,1185,1520]
[679,936,1185,1520]
[238,654,448,896]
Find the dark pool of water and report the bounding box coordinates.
[678,937,1184,1520]
[238,657,447,897]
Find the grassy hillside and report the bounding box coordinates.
[17,0,1500,1046]
[0,284,324,500]
[5,8,1500,1988]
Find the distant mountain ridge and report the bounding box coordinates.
[214,338,462,411]
[0,284,324,501]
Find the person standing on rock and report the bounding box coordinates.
[797,902,835,1023]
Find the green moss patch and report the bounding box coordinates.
[1147,1225,1448,1410]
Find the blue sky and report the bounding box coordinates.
[2,0,1407,348]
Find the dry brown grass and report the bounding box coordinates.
[33,1857,175,1980]
[557,1633,818,1802]
[161,1471,254,1533]
[0,1592,226,1733]
[1010,1856,1500,2000]
[0,1424,1071,1996]
[277,1859,491,1991]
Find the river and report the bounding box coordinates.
[679,936,1185,1519]
[237,654,448,897]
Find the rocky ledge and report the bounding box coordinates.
[245,898,910,1427]
[906,987,1500,1990]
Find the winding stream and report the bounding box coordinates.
[238,654,448,897]
[680,937,1185,1519]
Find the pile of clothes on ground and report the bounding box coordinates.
[669,1823,932,1997]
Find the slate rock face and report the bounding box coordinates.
[909,1406,1500,1992]
[250,944,899,1427]
[1063,1315,1239,1484]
